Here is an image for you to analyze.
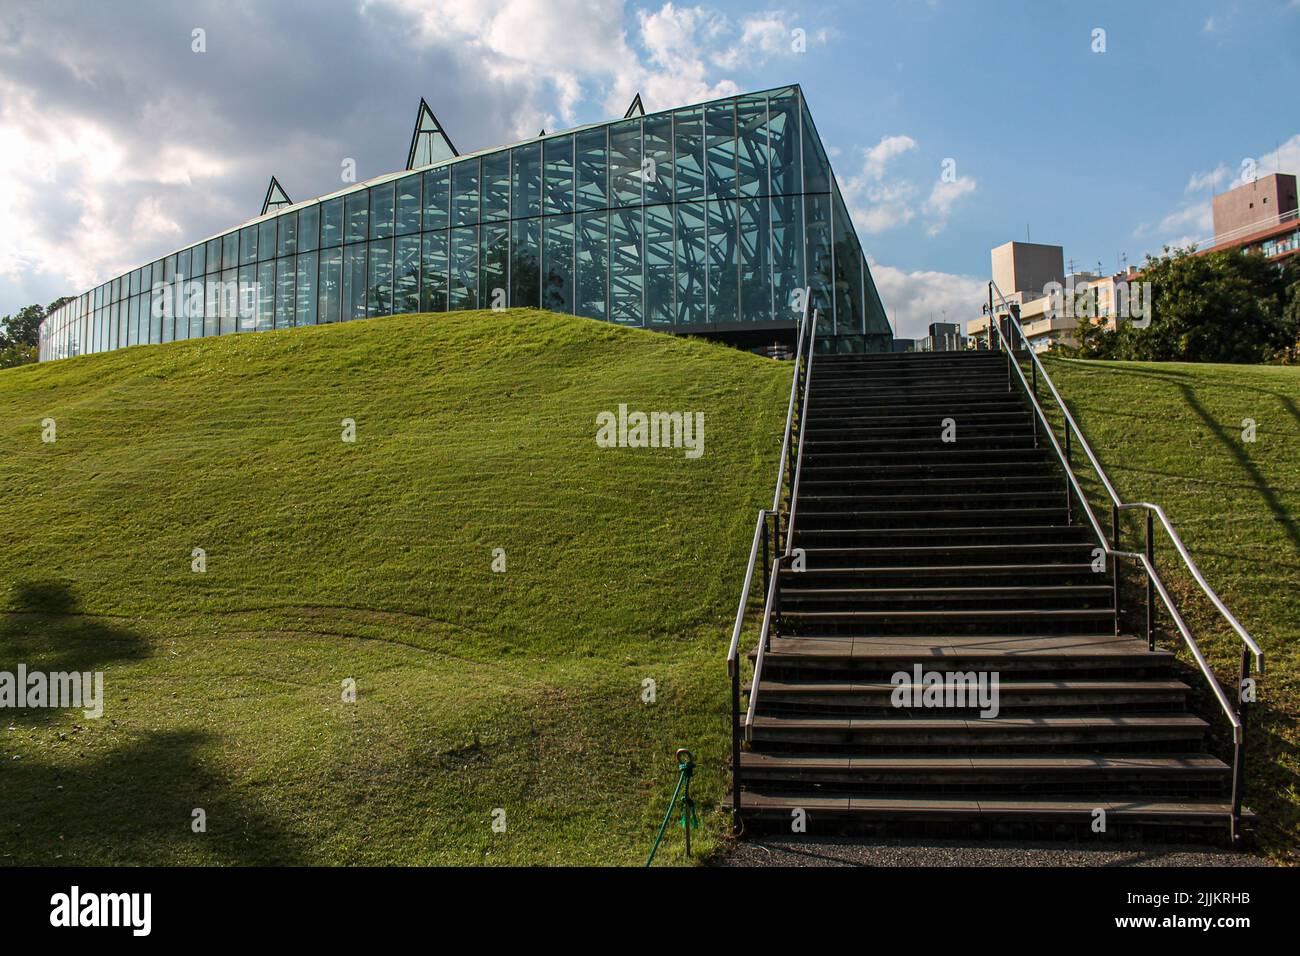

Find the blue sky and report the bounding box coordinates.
[2,0,1298,337]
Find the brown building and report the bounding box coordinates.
[1211,173,1297,240]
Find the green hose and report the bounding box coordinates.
[645,748,698,867]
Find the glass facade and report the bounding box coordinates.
[38,85,890,362]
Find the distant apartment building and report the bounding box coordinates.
[969,241,1084,352]
[917,322,965,351]
[1202,172,1299,262]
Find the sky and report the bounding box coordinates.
[1,0,1298,339]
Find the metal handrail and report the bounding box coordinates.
[726,291,818,817]
[988,279,1260,840]
[743,561,783,739]
[988,278,1264,674]
[1119,502,1264,671]
[744,309,819,741]
[726,288,813,674]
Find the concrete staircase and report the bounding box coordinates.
[736,350,1252,841]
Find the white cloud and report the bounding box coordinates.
[923,175,977,236]
[1186,164,1229,193]
[840,135,919,235]
[867,258,986,340]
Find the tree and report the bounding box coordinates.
[0,295,72,369]
[1074,247,1294,364]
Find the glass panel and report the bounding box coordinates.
[831,188,864,336]
[450,225,478,309]
[118,297,130,346]
[257,260,275,330]
[644,204,674,327]
[204,274,221,336]
[768,88,801,196]
[318,248,343,324]
[706,102,737,200]
[510,217,540,308]
[802,99,831,194]
[258,217,276,261]
[542,214,573,313]
[396,175,422,235]
[673,108,705,203]
[276,257,295,328]
[609,207,642,326]
[452,158,480,227]
[804,193,833,331]
[576,211,608,321]
[771,191,804,318]
[321,197,344,248]
[163,254,176,283]
[128,270,139,298]
[346,190,369,243]
[576,128,607,211]
[675,202,707,325]
[237,263,256,331]
[421,231,449,312]
[240,225,258,265]
[481,150,510,223]
[296,250,318,326]
[277,210,298,257]
[643,113,674,206]
[176,248,191,285]
[344,244,367,320]
[222,232,239,271]
[160,284,174,342]
[423,167,450,230]
[189,243,205,279]
[739,196,770,323]
[149,291,163,344]
[480,222,509,308]
[298,204,319,253]
[708,199,738,323]
[202,239,217,275]
[188,278,204,338]
[367,239,394,317]
[543,135,574,216]
[395,234,420,314]
[609,118,642,209]
[511,143,542,220]
[369,182,395,240]
[736,95,766,198]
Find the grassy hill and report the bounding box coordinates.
[1045,357,1300,863]
[0,309,790,865]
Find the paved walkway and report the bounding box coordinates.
[717,836,1271,867]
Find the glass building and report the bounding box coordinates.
[38,85,890,363]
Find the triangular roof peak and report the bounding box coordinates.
[623,93,645,119]
[406,98,459,170]
[260,176,292,216]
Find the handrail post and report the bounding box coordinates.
[1111,504,1122,636]
[1231,649,1248,844]
[1145,511,1155,652]
[761,512,771,598]
[770,555,782,648]
[731,659,742,829]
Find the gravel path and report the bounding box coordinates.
[717,836,1272,867]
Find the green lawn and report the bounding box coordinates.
[0,309,789,865]
[1044,357,1300,864]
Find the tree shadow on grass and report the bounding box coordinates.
[2,729,308,865]
[1169,381,1300,553]
[1,582,308,864]
[0,581,150,727]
